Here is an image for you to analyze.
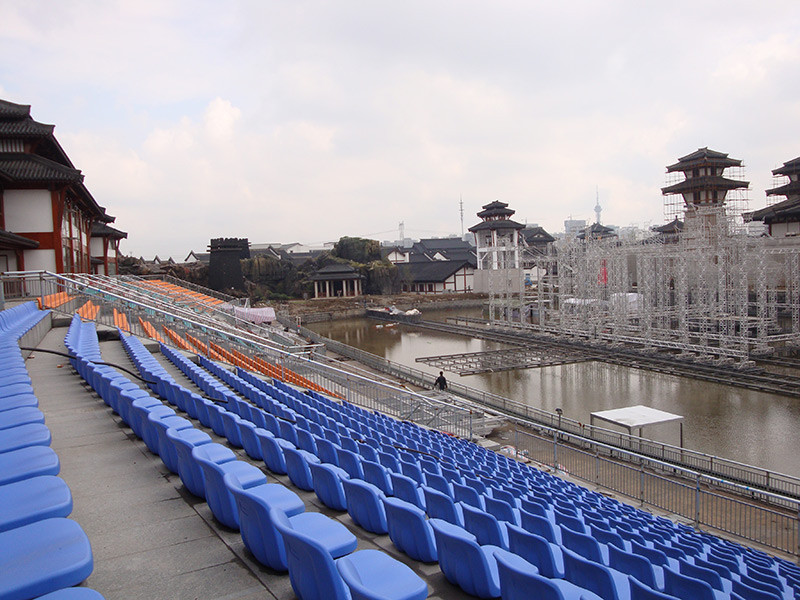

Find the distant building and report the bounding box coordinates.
[384,237,477,294]
[576,222,617,241]
[746,157,800,237]
[469,200,526,295]
[398,260,473,294]
[564,218,587,238]
[208,238,249,292]
[0,98,125,273]
[310,264,364,298]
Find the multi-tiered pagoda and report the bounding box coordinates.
[661,148,749,234]
[748,157,800,237]
[468,200,525,270]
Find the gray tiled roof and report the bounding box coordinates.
[0,117,54,137]
[0,152,83,183]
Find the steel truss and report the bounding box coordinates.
[517,207,800,364]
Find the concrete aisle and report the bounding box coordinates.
[25,325,466,600]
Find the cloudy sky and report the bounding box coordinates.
[2,1,799,258]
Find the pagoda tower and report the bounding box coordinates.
[468,200,525,270]
[661,147,749,235]
[748,157,800,237]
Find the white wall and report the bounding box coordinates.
[0,252,14,272]
[772,222,800,237]
[90,237,104,256]
[4,190,53,232]
[23,249,57,272]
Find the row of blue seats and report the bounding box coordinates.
[193,349,800,600]
[148,332,800,600]
[96,327,429,600]
[0,307,101,600]
[156,346,638,599]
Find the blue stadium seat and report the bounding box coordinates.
[284,447,320,491]
[506,522,565,579]
[494,548,603,600]
[421,485,464,527]
[0,445,59,486]
[336,549,429,600]
[461,502,510,549]
[309,462,350,511]
[382,496,437,563]
[429,518,503,599]
[0,518,93,600]
[562,547,630,600]
[0,475,72,533]
[342,478,388,535]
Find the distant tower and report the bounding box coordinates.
[594,187,602,224]
[468,200,525,269]
[399,221,405,240]
[208,238,249,292]
[661,147,749,234]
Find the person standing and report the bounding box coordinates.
[434,371,447,391]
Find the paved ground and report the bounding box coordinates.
[28,323,470,600]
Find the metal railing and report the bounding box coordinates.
[513,427,800,557]
[4,271,799,555]
[291,311,800,501]
[1,271,474,439]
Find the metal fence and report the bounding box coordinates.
[513,428,800,557]
[286,312,800,501]
[1,271,474,438]
[4,271,799,555]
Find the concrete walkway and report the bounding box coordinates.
[27,324,466,599]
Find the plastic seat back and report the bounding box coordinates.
[629,577,681,600]
[453,482,484,510]
[342,478,388,534]
[335,447,364,480]
[428,518,501,598]
[663,566,716,600]
[309,462,348,511]
[284,447,319,491]
[506,523,564,579]
[495,549,563,600]
[562,548,622,600]
[389,472,425,509]
[270,509,350,600]
[519,509,559,544]
[461,503,509,549]
[485,495,520,526]
[678,560,724,592]
[608,542,656,588]
[382,496,437,563]
[560,526,605,564]
[422,485,463,526]
[362,459,393,496]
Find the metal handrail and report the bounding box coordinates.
[2,271,474,438]
[286,312,800,500]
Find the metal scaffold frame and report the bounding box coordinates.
[514,206,800,363]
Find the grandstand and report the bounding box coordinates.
[1,274,800,599]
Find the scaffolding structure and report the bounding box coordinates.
[520,209,800,363]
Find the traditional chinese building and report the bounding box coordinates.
[0,99,125,273]
[747,157,800,237]
[661,147,749,234]
[310,264,365,298]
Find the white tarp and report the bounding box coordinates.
[232,306,276,324]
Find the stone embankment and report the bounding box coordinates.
[274,293,487,323]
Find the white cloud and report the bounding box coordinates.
[3,1,800,257]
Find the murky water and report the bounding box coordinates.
[309,308,800,477]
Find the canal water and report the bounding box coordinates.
[308,308,800,478]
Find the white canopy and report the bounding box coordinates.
[590,405,684,446]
